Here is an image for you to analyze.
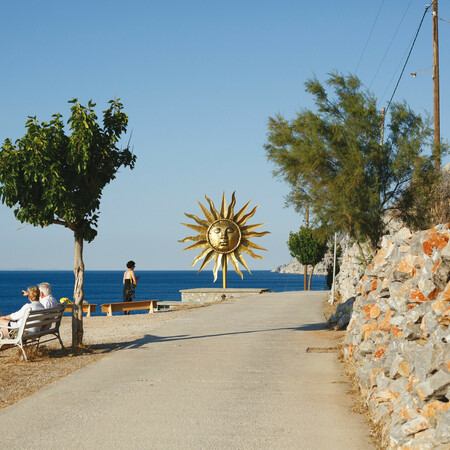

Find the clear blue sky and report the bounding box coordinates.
[0,0,448,271]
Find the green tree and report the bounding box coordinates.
[287,227,327,290]
[0,99,136,347]
[265,72,437,261]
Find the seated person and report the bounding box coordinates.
[0,286,45,338]
[38,282,59,309]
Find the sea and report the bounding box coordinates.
[0,270,327,317]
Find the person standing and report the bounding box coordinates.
[38,282,59,309]
[123,261,139,315]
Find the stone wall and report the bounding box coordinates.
[343,224,450,448]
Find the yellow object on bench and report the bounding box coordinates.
[63,303,97,317]
[100,300,158,316]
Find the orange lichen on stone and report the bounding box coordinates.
[432,297,446,313]
[373,347,387,359]
[422,232,449,256]
[397,255,417,277]
[361,321,379,340]
[398,361,411,378]
[410,289,428,303]
[373,248,387,265]
[427,288,441,301]
[371,278,377,292]
[369,304,380,319]
[378,309,393,331]
[407,376,418,392]
[422,401,450,419]
[398,406,411,422]
[391,326,403,338]
[363,304,373,318]
[440,283,450,302]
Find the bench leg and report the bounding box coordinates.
[108,305,113,316]
[86,307,91,317]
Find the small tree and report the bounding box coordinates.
[0,99,136,347]
[287,227,327,290]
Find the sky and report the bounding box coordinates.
[0,0,449,271]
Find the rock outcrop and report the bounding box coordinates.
[343,224,450,448]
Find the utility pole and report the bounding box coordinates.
[379,107,386,145]
[433,0,441,172]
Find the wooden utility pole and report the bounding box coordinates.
[433,0,441,172]
[379,107,386,145]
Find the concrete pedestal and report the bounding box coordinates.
[180,288,270,303]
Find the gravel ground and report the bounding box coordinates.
[0,308,189,410]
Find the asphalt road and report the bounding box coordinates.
[0,291,373,449]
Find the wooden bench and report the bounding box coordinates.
[0,304,66,361]
[101,300,158,316]
[63,303,97,317]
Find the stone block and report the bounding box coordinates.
[434,408,450,445]
[416,370,450,401]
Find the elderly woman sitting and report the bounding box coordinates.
[0,286,45,338]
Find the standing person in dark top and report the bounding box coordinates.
[123,261,139,315]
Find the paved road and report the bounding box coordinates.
[0,291,373,449]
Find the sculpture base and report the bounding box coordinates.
[180,288,270,303]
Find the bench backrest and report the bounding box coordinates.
[19,304,66,340]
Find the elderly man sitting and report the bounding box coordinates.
[38,282,59,309]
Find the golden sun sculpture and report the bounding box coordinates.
[179,192,270,288]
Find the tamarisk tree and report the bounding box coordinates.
[265,72,436,258]
[0,99,136,347]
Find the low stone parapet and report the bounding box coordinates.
[180,288,270,303]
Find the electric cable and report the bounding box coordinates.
[354,0,386,74]
[385,3,432,115]
[369,0,413,89]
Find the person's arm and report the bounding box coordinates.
[123,270,128,284]
[131,270,137,284]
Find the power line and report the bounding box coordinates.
[354,0,386,74]
[369,0,413,89]
[385,3,432,114]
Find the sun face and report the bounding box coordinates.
[179,192,270,283]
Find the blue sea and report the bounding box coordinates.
[0,270,327,317]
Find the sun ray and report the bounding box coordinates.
[226,191,236,220]
[197,200,215,223]
[197,250,215,273]
[234,250,251,274]
[241,239,267,251]
[242,231,271,239]
[191,247,212,267]
[239,205,259,226]
[228,252,243,279]
[213,253,222,282]
[220,192,227,218]
[184,212,209,228]
[241,223,267,232]
[205,195,220,220]
[178,235,205,243]
[182,240,208,251]
[240,245,264,260]
[233,200,251,223]
[181,222,207,234]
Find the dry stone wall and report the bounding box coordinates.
[343,224,450,448]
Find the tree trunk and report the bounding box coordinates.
[72,235,85,347]
[308,265,315,290]
[304,265,307,290]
